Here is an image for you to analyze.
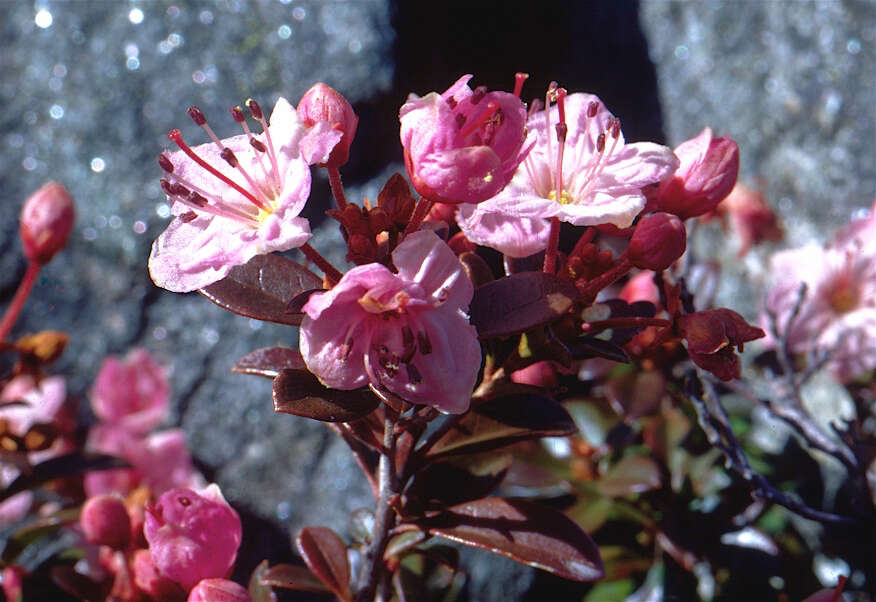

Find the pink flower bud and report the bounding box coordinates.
[619,271,660,306]
[510,361,558,388]
[297,82,358,168]
[91,348,169,435]
[144,485,242,591]
[19,181,75,265]
[132,549,187,601]
[80,495,132,549]
[2,566,26,602]
[188,579,252,602]
[656,128,739,219]
[627,212,687,271]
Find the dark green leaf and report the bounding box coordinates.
[1,452,128,502]
[418,497,603,581]
[295,527,351,602]
[233,347,306,379]
[200,254,322,326]
[469,272,578,338]
[272,369,379,423]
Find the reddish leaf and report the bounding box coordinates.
[404,454,511,512]
[597,455,662,497]
[233,347,306,379]
[259,563,330,594]
[272,369,379,423]
[425,395,576,459]
[418,498,603,581]
[248,560,278,602]
[200,254,322,326]
[469,272,578,338]
[295,527,351,602]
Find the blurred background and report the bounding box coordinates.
[1,1,873,599]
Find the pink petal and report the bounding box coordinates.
[394,230,473,309]
[456,204,550,258]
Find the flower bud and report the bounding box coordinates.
[627,212,686,271]
[2,566,26,602]
[132,549,186,602]
[80,495,132,549]
[297,83,358,168]
[144,485,242,590]
[19,181,75,265]
[510,361,558,388]
[188,579,252,602]
[656,128,739,219]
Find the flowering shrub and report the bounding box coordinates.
[1,74,874,602]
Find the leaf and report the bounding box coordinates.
[272,369,379,423]
[233,347,306,379]
[417,497,603,581]
[200,254,322,326]
[597,455,662,497]
[248,560,278,602]
[1,452,128,502]
[469,272,578,338]
[259,563,330,594]
[404,454,512,511]
[569,337,630,363]
[295,527,351,602]
[425,395,576,460]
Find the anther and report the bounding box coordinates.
[455,113,467,129]
[250,138,267,153]
[471,85,488,105]
[513,72,529,98]
[187,106,207,126]
[402,326,414,352]
[187,191,208,207]
[245,98,263,119]
[417,332,432,355]
[555,122,568,144]
[447,97,458,110]
[157,154,174,173]
[407,363,423,385]
[220,147,239,168]
[596,132,606,153]
[610,117,621,138]
[587,101,599,118]
[459,101,500,139]
[230,105,246,123]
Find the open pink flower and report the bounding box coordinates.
[91,348,168,435]
[399,75,531,205]
[763,203,876,382]
[461,93,678,249]
[149,97,342,292]
[145,484,242,591]
[300,230,481,413]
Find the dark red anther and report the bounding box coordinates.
[596,132,606,153]
[471,85,488,105]
[402,325,414,351]
[159,179,174,195]
[245,98,263,120]
[610,118,621,138]
[249,138,267,153]
[513,72,529,98]
[555,122,568,144]
[417,332,432,355]
[168,129,183,143]
[170,182,190,197]
[406,363,423,385]
[180,211,198,223]
[455,113,467,129]
[187,191,208,207]
[230,105,246,123]
[447,97,458,110]
[157,154,174,173]
[556,88,567,124]
[587,101,599,118]
[220,147,239,167]
[187,106,207,126]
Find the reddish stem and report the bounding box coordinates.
[576,255,633,303]
[327,166,348,210]
[299,243,343,286]
[543,217,561,274]
[0,261,41,342]
[402,197,434,238]
[828,575,848,602]
[582,317,671,333]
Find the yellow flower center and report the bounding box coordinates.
[548,189,574,205]
[829,285,857,314]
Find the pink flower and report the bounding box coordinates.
[655,127,739,220]
[461,93,678,250]
[297,82,359,169]
[455,205,551,258]
[0,375,67,435]
[399,75,531,205]
[300,230,481,413]
[144,484,242,591]
[91,348,169,435]
[149,98,342,292]
[763,204,876,382]
[188,579,252,602]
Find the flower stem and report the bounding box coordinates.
[582,317,671,333]
[543,217,561,274]
[327,166,348,210]
[576,255,633,304]
[402,197,434,238]
[299,243,343,286]
[0,261,41,342]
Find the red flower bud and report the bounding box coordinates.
[657,128,739,219]
[677,308,765,381]
[19,181,75,265]
[627,212,686,271]
[297,83,358,168]
[187,578,252,602]
[80,495,132,549]
[2,566,26,602]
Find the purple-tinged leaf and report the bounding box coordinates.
[418,497,603,581]
[404,454,511,512]
[259,563,330,594]
[272,369,379,423]
[200,254,322,326]
[295,527,352,602]
[248,560,278,602]
[424,395,576,460]
[469,272,578,338]
[570,337,630,363]
[233,347,306,379]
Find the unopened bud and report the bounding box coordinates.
[657,128,739,219]
[80,495,132,549]
[627,212,687,271]
[187,578,253,602]
[19,181,75,265]
[297,83,358,168]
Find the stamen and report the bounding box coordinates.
[160,179,258,223]
[233,105,275,196]
[246,98,283,194]
[554,88,568,205]
[417,332,432,355]
[406,363,423,385]
[513,72,529,98]
[459,101,499,138]
[455,113,467,129]
[167,129,270,212]
[157,154,174,173]
[471,85,488,105]
[587,100,599,118]
[528,98,544,120]
[447,97,458,110]
[544,82,558,171]
[596,132,606,153]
